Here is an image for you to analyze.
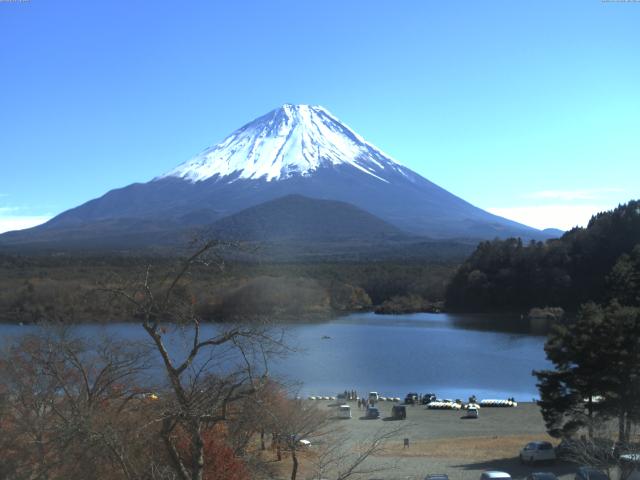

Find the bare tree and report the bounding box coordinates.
[103,239,289,480]
[308,426,403,480]
[558,425,640,480]
[265,396,330,480]
[0,329,157,480]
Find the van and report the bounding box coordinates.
[392,405,407,419]
[366,407,380,419]
[404,393,419,404]
[369,392,379,402]
[337,404,351,419]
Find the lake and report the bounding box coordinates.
[0,312,551,402]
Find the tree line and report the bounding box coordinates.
[0,252,457,324]
[445,200,640,312]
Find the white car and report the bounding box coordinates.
[519,441,556,464]
[337,404,352,419]
[480,471,511,480]
[465,407,479,419]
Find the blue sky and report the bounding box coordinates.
[1,0,639,232]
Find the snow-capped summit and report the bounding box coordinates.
[0,103,555,250]
[160,104,406,183]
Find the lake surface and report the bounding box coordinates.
[0,312,551,402]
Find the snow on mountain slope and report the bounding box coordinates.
[159,104,408,183]
[0,103,555,250]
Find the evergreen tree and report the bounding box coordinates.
[534,302,640,441]
[608,244,640,306]
[534,303,608,438]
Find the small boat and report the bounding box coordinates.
[427,401,461,410]
[321,335,331,339]
[479,399,517,407]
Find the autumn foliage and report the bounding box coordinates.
[176,425,250,480]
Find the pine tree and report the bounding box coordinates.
[534,302,640,441]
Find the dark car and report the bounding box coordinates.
[404,393,419,404]
[421,393,437,405]
[575,466,609,480]
[392,405,407,420]
[366,407,380,419]
[425,474,449,480]
[526,473,558,480]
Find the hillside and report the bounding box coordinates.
[209,194,407,242]
[445,200,640,312]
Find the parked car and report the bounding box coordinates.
[526,473,557,480]
[425,474,449,480]
[404,393,419,404]
[619,454,640,480]
[480,471,511,480]
[337,404,351,419]
[614,442,640,458]
[464,407,479,419]
[575,466,609,480]
[368,392,379,402]
[520,441,556,464]
[422,393,437,404]
[366,407,380,419]
[392,405,407,419]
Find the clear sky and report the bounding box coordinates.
[1,0,639,233]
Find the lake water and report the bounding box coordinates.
[0,312,551,402]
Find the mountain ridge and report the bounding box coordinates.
[0,104,556,250]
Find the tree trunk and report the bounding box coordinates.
[291,448,298,480]
[186,419,206,480]
[619,410,627,443]
[276,435,282,461]
[587,396,594,439]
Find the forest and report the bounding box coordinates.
[445,200,640,312]
[0,253,457,324]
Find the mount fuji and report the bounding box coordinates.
[1,104,552,251]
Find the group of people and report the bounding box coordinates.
[357,397,373,409]
[341,389,358,401]
[340,390,375,409]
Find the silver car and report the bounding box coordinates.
[520,441,556,464]
[480,472,512,480]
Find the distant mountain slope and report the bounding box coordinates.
[0,104,553,250]
[209,194,406,242]
[542,228,564,238]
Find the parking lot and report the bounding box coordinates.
[312,400,578,480]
